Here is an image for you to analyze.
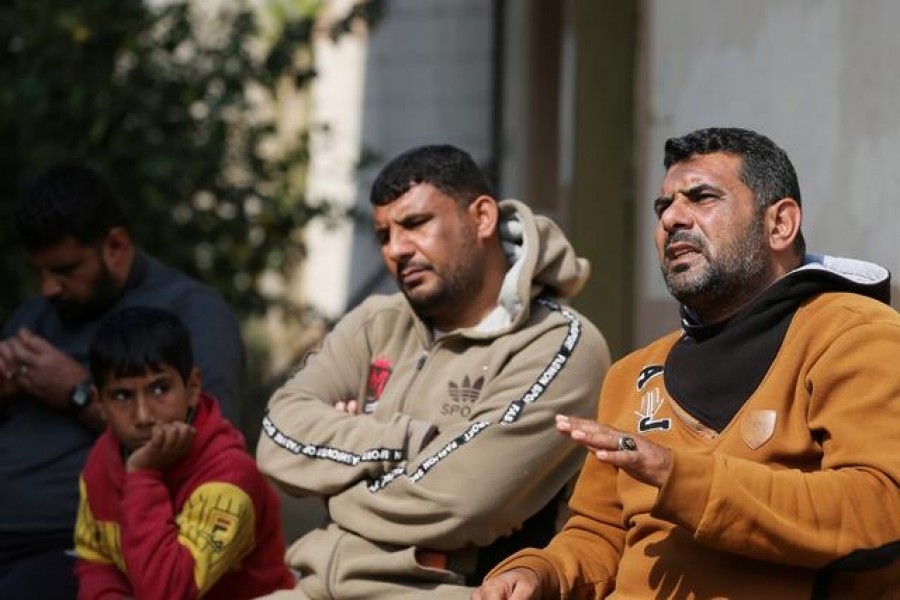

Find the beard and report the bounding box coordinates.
[661,212,771,317]
[399,229,484,326]
[52,263,122,323]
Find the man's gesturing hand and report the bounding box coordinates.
[556,414,673,489]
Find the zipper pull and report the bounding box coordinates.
[416,351,428,370]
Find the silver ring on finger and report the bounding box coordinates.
[617,435,637,452]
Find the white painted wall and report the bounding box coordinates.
[635,0,900,343]
[301,0,369,320]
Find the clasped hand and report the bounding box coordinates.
[0,327,88,409]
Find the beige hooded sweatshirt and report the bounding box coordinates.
[257,199,610,599]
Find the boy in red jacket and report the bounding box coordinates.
[74,306,294,599]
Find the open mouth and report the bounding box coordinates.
[665,242,700,261]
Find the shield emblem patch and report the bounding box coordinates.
[741,409,776,450]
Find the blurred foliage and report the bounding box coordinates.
[0,0,380,326]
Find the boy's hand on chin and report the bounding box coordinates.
[127,422,196,473]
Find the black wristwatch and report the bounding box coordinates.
[69,378,92,412]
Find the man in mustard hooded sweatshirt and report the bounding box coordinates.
[475,127,900,599]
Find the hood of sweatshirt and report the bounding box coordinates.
[680,253,891,335]
[469,199,590,336]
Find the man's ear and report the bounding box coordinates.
[101,227,134,280]
[766,197,802,252]
[467,195,500,240]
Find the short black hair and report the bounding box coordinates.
[369,144,493,206]
[664,127,805,255]
[663,127,802,210]
[89,306,194,389]
[14,163,129,252]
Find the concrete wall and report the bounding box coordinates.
[634,0,900,345]
[346,0,496,308]
[302,0,369,321]
[281,0,496,543]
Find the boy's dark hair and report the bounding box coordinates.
[369,144,493,207]
[14,163,129,252]
[89,306,194,389]
[664,127,805,255]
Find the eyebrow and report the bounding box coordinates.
[105,373,172,392]
[654,183,726,212]
[373,210,431,232]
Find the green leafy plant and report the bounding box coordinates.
[0,0,381,433]
[0,0,379,323]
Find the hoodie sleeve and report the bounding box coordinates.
[119,470,258,599]
[326,306,610,550]
[74,477,134,600]
[482,453,625,598]
[75,561,133,600]
[256,300,434,497]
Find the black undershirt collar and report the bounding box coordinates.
[665,271,872,432]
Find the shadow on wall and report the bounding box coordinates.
[241,321,333,547]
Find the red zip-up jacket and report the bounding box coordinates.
[75,393,294,599]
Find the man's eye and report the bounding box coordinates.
[151,383,169,395]
[686,190,720,203]
[112,392,130,402]
[50,265,78,276]
[653,199,671,217]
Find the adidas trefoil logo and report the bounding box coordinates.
[448,375,484,403]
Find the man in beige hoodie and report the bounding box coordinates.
[257,144,610,599]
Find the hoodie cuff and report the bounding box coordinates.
[651,449,715,532]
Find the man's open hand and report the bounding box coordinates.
[556,414,673,488]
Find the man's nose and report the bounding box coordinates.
[39,273,63,298]
[134,397,154,426]
[385,230,414,261]
[659,195,694,231]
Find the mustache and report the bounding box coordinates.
[397,258,432,274]
[664,231,706,253]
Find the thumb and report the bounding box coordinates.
[16,328,50,353]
